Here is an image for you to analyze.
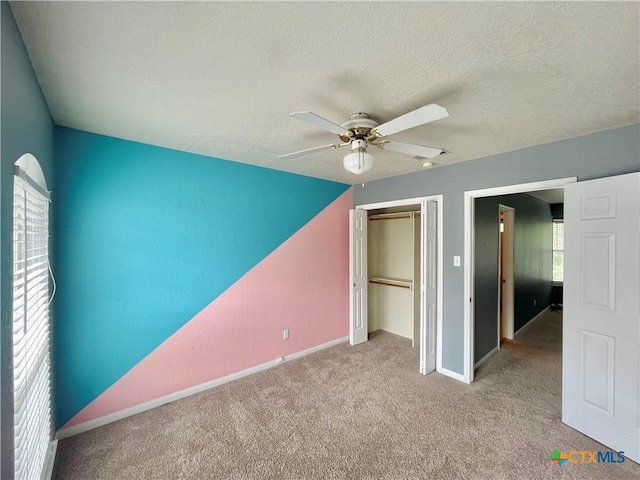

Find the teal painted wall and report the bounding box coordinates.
[53,127,348,427]
[1,3,55,477]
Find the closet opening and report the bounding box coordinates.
[349,196,443,376]
[368,205,421,349]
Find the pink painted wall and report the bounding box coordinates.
[61,189,352,430]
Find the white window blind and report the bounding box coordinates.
[13,169,51,480]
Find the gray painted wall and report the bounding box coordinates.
[1,3,54,477]
[474,194,552,363]
[353,124,640,374]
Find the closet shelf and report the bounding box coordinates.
[368,277,413,290]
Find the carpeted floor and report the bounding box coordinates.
[53,310,640,479]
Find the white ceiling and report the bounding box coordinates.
[10,2,640,185]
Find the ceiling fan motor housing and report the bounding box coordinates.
[340,113,379,143]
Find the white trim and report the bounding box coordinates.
[435,197,444,373]
[355,195,443,376]
[355,198,424,210]
[463,177,577,384]
[41,440,57,480]
[498,205,515,343]
[440,367,466,382]
[497,207,503,350]
[474,346,498,370]
[56,336,349,439]
[15,153,48,191]
[514,306,552,338]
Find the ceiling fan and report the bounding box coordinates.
[278,104,449,174]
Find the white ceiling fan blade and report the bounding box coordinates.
[372,104,449,137]
[278,144,339,160]
[290,111,349,135]
[378,141,446,159]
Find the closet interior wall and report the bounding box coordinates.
[367,210,421,347]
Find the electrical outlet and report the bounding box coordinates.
[453,256,461,267]
[533,299,537,306]
[283,329,289,340]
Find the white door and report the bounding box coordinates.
[562,172,640,462]
[350,209,368,345]
[422,200,437,373]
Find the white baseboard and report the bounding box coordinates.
[56,336,349,440]
[41,439,57,480]
[514,306,551,338]
[440,367,466,383]
[474,346,498,370]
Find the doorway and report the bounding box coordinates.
[463,177,577,383]
[350,195,443,375]
[368,205,421,348]
[463,173,640,462]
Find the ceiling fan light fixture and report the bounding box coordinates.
[281,104,449,175]
[343,139,373,174]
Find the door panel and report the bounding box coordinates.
[580,330,614,414]
[350,209,368,345]
[563,172,640,462]
[581,233,615,310]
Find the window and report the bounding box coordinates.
[12,162,51,480]
[552,220,564,283]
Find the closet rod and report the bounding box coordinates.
[368,278,413,290]
[369,212,421,221]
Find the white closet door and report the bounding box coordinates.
[562,172,640,462]
[350,209,368,345]
[412,214,420,348]
[423,200,437,373]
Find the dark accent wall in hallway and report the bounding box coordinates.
[474,193,552,363]
[550,203,564,219]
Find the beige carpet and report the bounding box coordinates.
[53,310,640,479]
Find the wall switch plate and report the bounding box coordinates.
[453,256,461,267]
[283,329,289,340]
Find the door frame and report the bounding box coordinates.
[355,195,443,374]
[498,204,515,346]
[463,177,576,384]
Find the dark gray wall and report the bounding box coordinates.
[474,194,552,362]
[1,3,55,478]
[353,124,640,374]
[550,203,564,219]
[473,198,500,362]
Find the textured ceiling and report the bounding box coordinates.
[10,2,640,184]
